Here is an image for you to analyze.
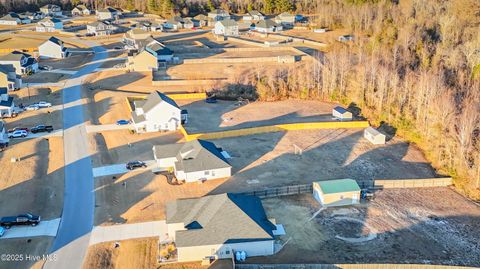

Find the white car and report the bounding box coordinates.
[25,104,39,111]
[37,101,52,108]
[8,130,28,138]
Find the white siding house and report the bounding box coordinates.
[0,13,30,25]
[39,36,69,59]
[96,7,121,21]
[255,19,282,33]
[166,193,278,262]
[40,4,62,17]
[208,9,230,21]
[214,19,239,36]
[87,21,115,36]
[152,139,231,183]
[0,64,21,90]
[36,17,63,32]
[0,51,38,75]
[131,91,181,133]
[0,88,15,118]
[72,5,91,16]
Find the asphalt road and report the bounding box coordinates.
[44,41,107,269]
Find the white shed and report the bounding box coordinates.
[364,127,386,145]
[332,106,353,121]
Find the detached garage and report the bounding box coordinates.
[332,106,353,121]
[364,127,386,145]
[313,179,361,207]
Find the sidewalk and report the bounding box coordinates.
[0,218,61,239]
[90,220,168,245]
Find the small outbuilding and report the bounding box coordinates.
[332,106,352,121]
[313,179,361,207]
[364,127,386,145]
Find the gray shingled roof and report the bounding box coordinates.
[166,193,275,247]
[153,139,231,173]
[47,36,64,46]
[141,91,179,113]
[219,19,237,28]
[0,51,28,62]
[0,64,15,74]
[0,96,14,108]
[256,19,278,29]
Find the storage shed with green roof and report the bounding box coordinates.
[313,179,361,207]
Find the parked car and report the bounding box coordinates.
[25,104,40,111]
[31,125,53,134]
[36,101,52,108]
[126,161,147,170]
[116,119,130,125]
[8,130,28,138]
[0,213,41,229]
[0,226,5,237]
[8,127,29,133]
[39,65,52,71]
[205,97,217,103]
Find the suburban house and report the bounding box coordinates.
[0,64,22,90]
[0,12,31,25]
[145,40,174,62]
[153,139,231,182]
[332,106,353,121]
[123,28,152,49]
[40,4,62,17]
[72,5,91,16]
[36,17,63,32]
[96,7,121,21]
[131,91,183,133]
[255,19,282,33]
[193,14,208,27]
[0,120,8,144]
[138,21,163,32]
[243,10,264,21]
[208,9,230,22]
[214,19,239,36]
[127,49,158,72]
[23,11,45,21]
[166,193,278,262]
[163,16,184,30]
[183,18,194,29]
[0,51,38,75]
[274,12,295,27]
[364,127,386,145]
[87,21,115,36]
[313,179,361,207]
[0,88,15,118]
[38,36,69,59]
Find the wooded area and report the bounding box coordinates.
[222,0,479,199]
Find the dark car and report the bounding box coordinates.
[0,213,41,228]
[31,125,53,134]
[126,161,147,170]
[205,97,218,103]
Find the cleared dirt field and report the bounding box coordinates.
[38,53,94,71]
[208,129,436,193]
[182,99,350,133]
[249,188,480,266]
[83,238,158,269]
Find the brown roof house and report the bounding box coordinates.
[166,193,280,262]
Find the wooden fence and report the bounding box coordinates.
[374,178,452,189]
[236,264,478,269]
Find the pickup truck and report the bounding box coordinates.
[0,213,41,228]
[31,125,53,134]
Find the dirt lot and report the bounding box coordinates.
[249,188,480,266]
[182,99,343,133]
[83,238,158,269]
[207,128,436,193]
[38,53,95,71]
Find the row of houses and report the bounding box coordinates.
[0,4,62,25]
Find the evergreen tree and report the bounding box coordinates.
[207,0,216,11]
[263,0,275,14]
[162,0,175,17]
[275,0,293,13]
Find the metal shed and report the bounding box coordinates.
[313,179,361,207]
[332,106,353,121]
[364,127,386,145]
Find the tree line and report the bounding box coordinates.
[0,0,310,17]
[218,0,480,199]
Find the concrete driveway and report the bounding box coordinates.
[86,124,132,133]
[0,218,61,239]
[10,130,64,139]
[92,160,157,178]
[90,220,168,245]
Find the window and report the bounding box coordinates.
[225,250,230,255]
[204,171,210,175]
